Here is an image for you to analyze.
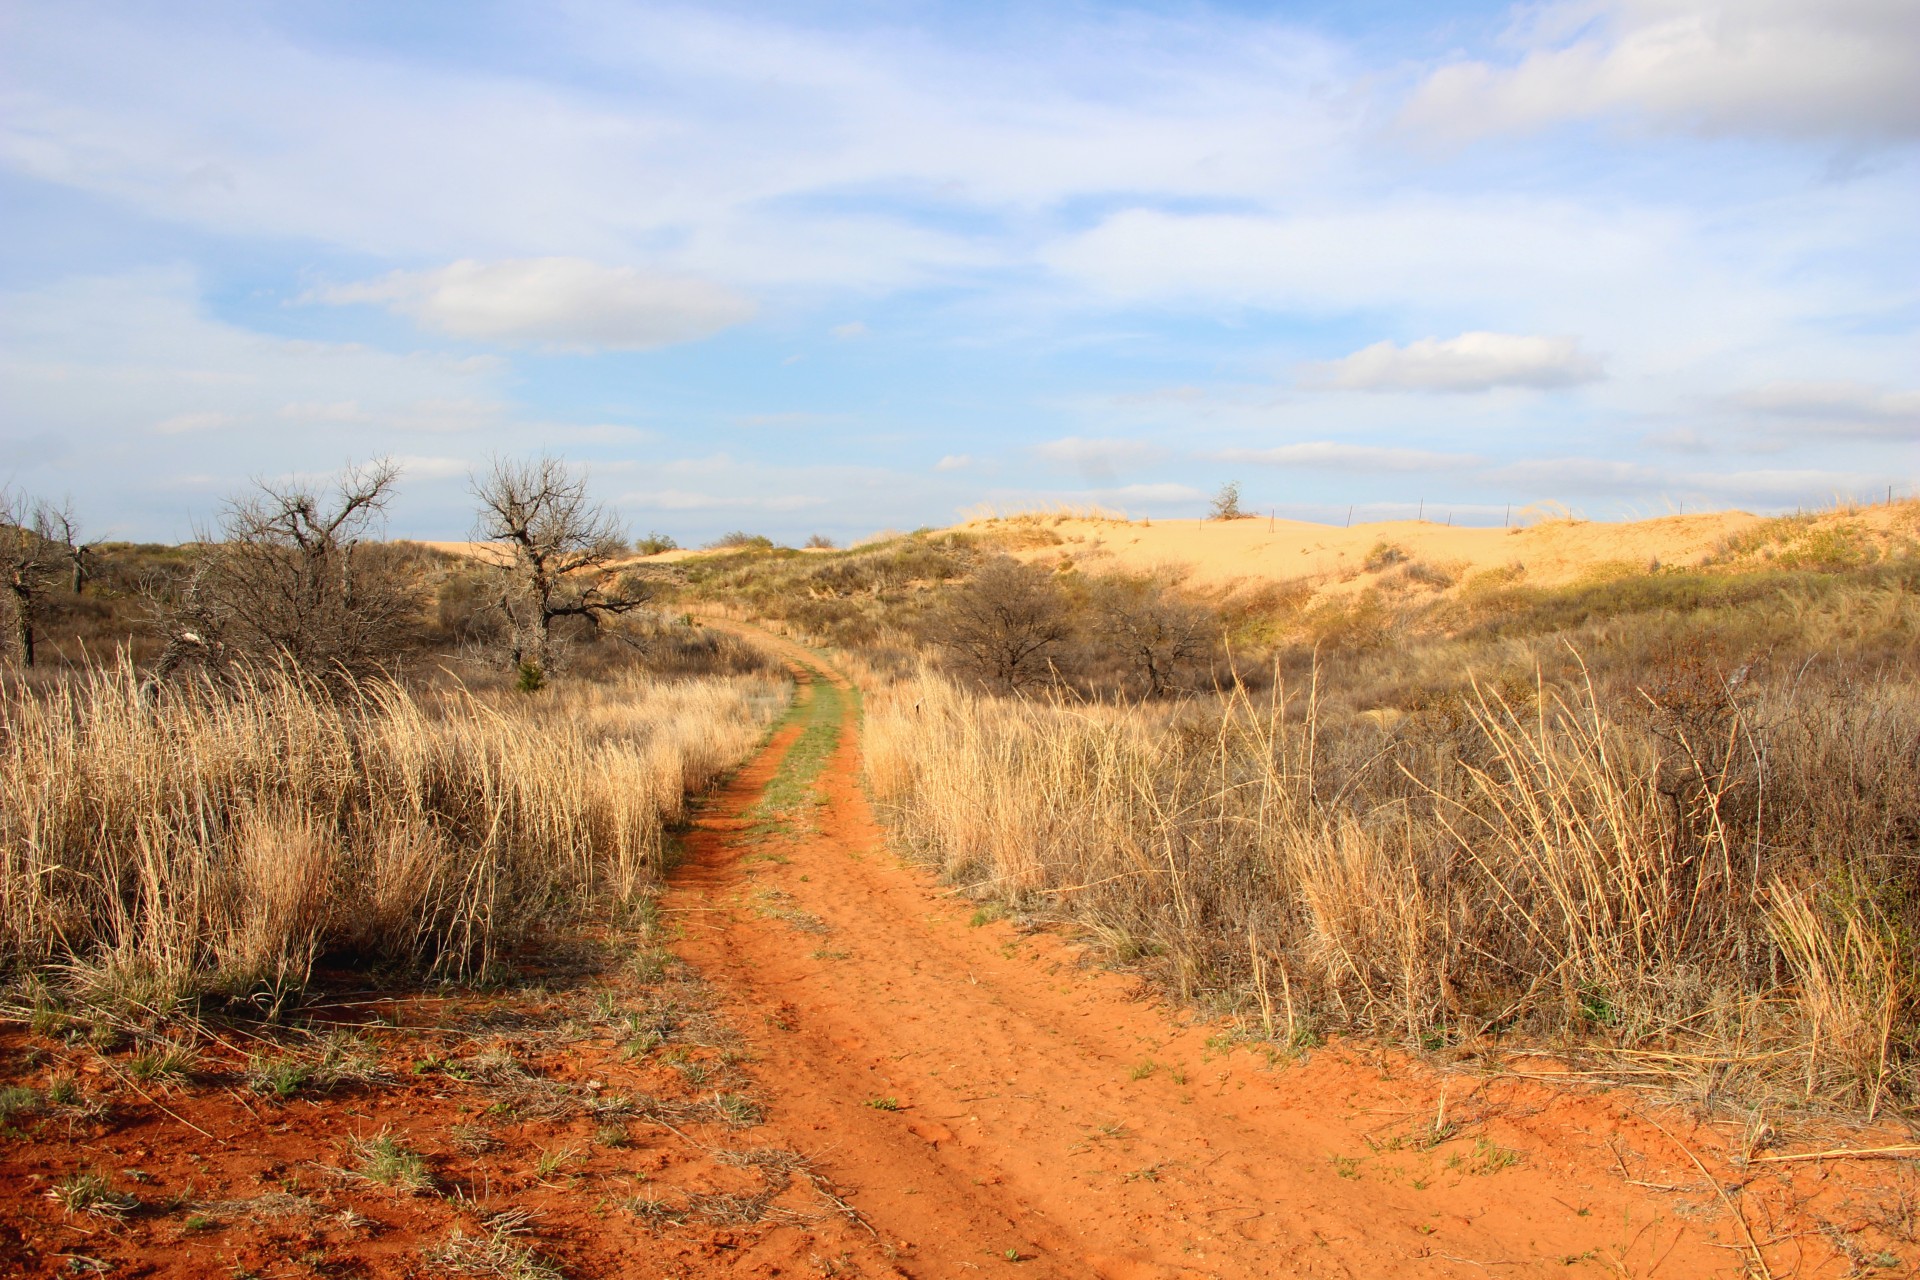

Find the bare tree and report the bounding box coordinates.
[1090,575,1215,698]
[0,490,71,668]
[471,455,648,676]
[1208,481,1244,521]
[47,508,100,595]
[935,555,1071,693]
[153,460,421,686]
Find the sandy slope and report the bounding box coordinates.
[674,621,1913,1279]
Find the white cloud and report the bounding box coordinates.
[1218,443,1481,471]
[620,488,827,511]
[278,400,369,423]
[391,454,471,481]
[314,259,755,351]
[937,454,973,471]
[731,411,848,429]
[1032,436,1168,467]
[831,321,870,340]
[1306,333,1605,393]
[1,268,506,451]
[1488,456,1889,502]
[1099,483,1206,503]
[1406,1,1920,143]
[1042,202,1674,319]
[154,410,236,434]
[1730,380,1920,439]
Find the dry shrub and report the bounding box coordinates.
[866,658,1919,1114]
[0,662,786,1013]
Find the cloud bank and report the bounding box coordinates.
[1406,0,1920,143]
[315,259,755,351]
[1307,333,1605,393]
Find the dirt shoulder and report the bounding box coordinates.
[679,618,1915,1279]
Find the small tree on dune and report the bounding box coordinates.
[471,454,648,680]
[1208,482,1244,521]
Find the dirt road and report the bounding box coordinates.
[672,624,1834,1279]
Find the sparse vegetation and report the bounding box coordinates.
[348,1128,435,1192]
[1,660,785,1013]
[866,521,1920,1118]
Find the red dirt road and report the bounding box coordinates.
[3,627,1909,1278]
[675,622,1914,1280]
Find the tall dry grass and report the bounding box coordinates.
[866,664,1919,1116]
[1,663,787,1015]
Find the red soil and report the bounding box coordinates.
[3,625,1913,1278]
[677,621,1916,1279]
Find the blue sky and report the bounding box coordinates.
[2,0,1915,543]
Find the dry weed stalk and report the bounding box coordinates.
[866,660,1917,1112]
[1,661,785,1012]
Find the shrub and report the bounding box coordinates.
[708,532,775,551]
[634,532,680,556]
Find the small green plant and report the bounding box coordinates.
[594,1124,631,1149]
[712,1093,763,1127]
[1331,1155,1361,1180]
[411,1053,473,1081]
[630,948,672,983]
[1577,984,1619,1028]
[50,1169,138,1218]
[348,1130,433,1192]
[1128,1058,1157,1081]
[128,1039,198,1085]
[863,1096,901,1112]
[1447,1138,1521,1175]
[0,1085,42,1119]
[246,1054,312,1100]
[448,1123,500,1153]
[515,661,546,694]
[624,1195,681,1227]
[45,1074,83,1108]
[968,904,1005,928]
[427,1221,563,1280]
[182,1213,217,1232]
[533,1145,580,1179]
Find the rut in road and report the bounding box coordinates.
[666,625,1746,1279]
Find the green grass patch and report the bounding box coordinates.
[746,674,843,835]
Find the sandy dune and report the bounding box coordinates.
[967,501,1917,599]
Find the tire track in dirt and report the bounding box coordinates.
[668,622,1771,1279]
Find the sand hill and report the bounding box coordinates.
[963,501,1919,601]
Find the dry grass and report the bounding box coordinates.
[866,658,1919,1116]
[0,662,787,1016]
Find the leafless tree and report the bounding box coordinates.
[935,555,1071,693]
[1089,575,1215,698]
[47,507,100,595]
[471,455,648,675]
[1208,481,1244,520]
[0,490,72,668]
[152,460,421,686]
